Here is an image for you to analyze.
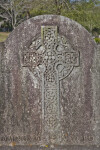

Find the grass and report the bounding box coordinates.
[0,32,10,42]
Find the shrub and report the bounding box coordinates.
[95,38,100,44]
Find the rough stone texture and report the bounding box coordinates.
[93,44,100,144]
[0,145,100,150]
[0,42,5,137]
[0,15,99,149]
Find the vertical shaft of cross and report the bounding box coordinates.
[41,26,61,144]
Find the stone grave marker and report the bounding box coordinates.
[0,15,100,149]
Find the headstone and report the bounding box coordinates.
[0,15,100,149]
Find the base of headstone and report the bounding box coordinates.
[0,145,100,150]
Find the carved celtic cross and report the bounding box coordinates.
[23,26,79,144]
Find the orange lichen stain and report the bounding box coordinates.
[29,144,32,146]
[65,133,68,136]
[11,142,16,146]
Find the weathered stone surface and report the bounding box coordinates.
[0,15,99,148]
[93,44,100,144]
[0,42,5,137]
[0,145,100,150]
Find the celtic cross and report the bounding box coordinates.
[23,26,79,144]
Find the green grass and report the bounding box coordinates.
[0,32,10,42]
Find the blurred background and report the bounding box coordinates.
[0,0,100,43]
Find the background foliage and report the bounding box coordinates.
[0,0,100,42]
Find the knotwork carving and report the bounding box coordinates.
[22,26,80,144]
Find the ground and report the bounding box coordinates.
[0,32,10,42]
